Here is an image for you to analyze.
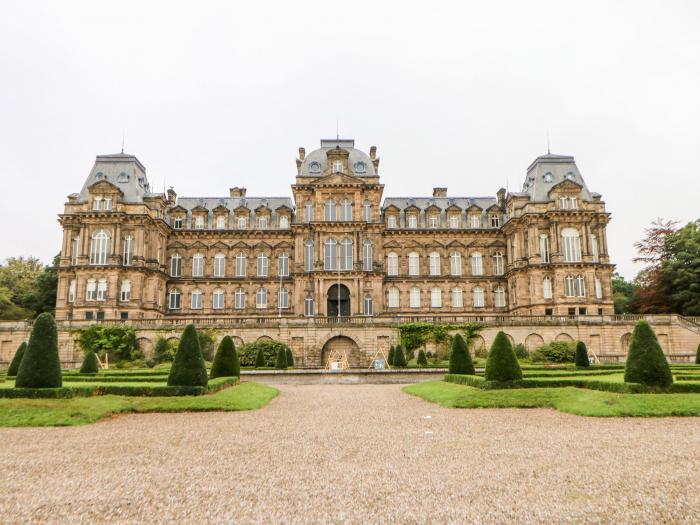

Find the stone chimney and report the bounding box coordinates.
[497,188,506,207]
[229,187,247,198]
[298,147,305,160]
[432,187,447,198]
[166,187,177,205]
[369,146,377,160]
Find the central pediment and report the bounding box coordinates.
[310,173,363,186]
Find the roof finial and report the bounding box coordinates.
[546,129,550,155]
[121,129,125,154]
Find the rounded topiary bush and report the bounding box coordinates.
[210,336,239,379]
[416,349,428,367]
[484,331,522,382]
[388,345,395,366]
[393,345,407,367]
[275,347,288,369]
[624,321,673,387]
[254,347,266,368]
[575,341,590,368]
[80,351,99,374]
[695,343,700,365]
[7,342,26,376]
[449,334,475,375]
[15,313,62,388]
[286,348,294,368]
[167,324,208,387]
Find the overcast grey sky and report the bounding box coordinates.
[1,0,698,279]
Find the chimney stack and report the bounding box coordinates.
[229,187,247,198]
[432,187,447,198]
[167,187,177,204]
[369,146,377,160]
[298,147,305,160]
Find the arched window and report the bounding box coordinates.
[543,276,553,299]
[561,228,581,262]
[494,286,506,307]
[387,287,400,308]
[340,238,353,270]
[168,289,181,309]
[234,288,246,309]
[324,199,336,221]
[304,201,314,223]
[544,172,553,183]
[257,253,269,277]
[409,287,421,308]
[363,294,373,315]
[97,279,107,300]
[191,289,203,309]
[170,254,182,277]
[408,252,420,276]
[473,287,485,308]
[256,288,267,308]
[279,215,289,229]
[430,287,442,308]
[576,274,586,297]
[192,253,204,277]
[278,288,289,309]
[213,253,226,277]
[471,252,483,276]
[235,252,247,277]
[89,230,110,265]
[279,252,289,277]
[565,275,576,297]
[304,240,314,272]
[120,280,131,302]
[363,200,372,222]
[539,234,550,263]
[324,239,337,270]
[493,252,504,275]
[340,199,353,221]
[123,235,133,266]
[429,252,441,276]
[387,252,398,276]
[362,240,372,272]
[304,296,315,316]
[212,288,224,309]
[450,252,462,276]
[451,288,463,307]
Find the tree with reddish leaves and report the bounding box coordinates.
[630,219,677,314]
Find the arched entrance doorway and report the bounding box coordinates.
[321,336,361,368]
[327,284,350,317]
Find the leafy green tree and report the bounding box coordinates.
[80,351,99,374]
[612,272,638,314]
[448,333,475,375]
[484,332,522,382]
[197,329,216,361]
[7,342,26,376]
[388,345,395,366]
[153,336,177,363]
[0,285,31,319]
[513,343,529,359]
[285,347,294,367]
[15,313,62,388]
[254,347,266,368]
[78,325,140,362]
[624,321,673,387]
[275,346,288,369]
[661,220,700,315]
[0,256,58,318]
[416,349,428,367]
[210,336,239,378]
[575,341,590,367]
[167,324,208,387]
[393,345,407,367]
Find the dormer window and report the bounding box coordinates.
[332,160,343,173]
[428,215,439,228]
[490,215,501,228]
[354,161,366,173]
[565,172,575,181]
[408,215,418,229]
[449,215,460,229]
[117,172,129,183]
[279,215,289,229]
[258,216,268,229]
[470,215,481,228]
[309,161,321,174]
[93,197,101,210]
[103,197,112,211]
[173,217,183,229]
[544,172,553,183]
[216,215,226,229]
[194,216,205,229]
[237,216,247,229]
[387,215,397,228]
[95,172,106,180]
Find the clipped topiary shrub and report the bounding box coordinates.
[286,348,294,368]
[393,345,407,367]
[695,343,700,365]
[484,331,522,382]
[15,313,62,388]
[416,349,428,367]
[80,351,99,374]
[254,347,266,368]
[448,334,475,375]
[167,324,208,387]
[575,341,590,368]
[210,336,239,379]
[7,342,26,376]
[624,321,673,387]
[513,343,529,360]
[388,345,395,366]
[275,346,288,369]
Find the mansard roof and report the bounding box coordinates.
[382,197,498,212]
[78,152,156,204]
[299,139,377,178]
[174,197,293,214]
[522,152,593,202]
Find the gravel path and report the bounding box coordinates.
[0,383,699,524]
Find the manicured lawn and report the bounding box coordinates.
[0,381,279,427]
[404,380,700,417]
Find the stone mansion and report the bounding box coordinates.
[55,138,615,323]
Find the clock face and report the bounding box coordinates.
[309,161,321,174]
[354,161,366,173]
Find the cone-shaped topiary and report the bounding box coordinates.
[624,321,673,387]
[210,336,239,379]
[167,324,208,387]
[254,347,266,368]
[286,347,294,368]
[80,351,99,374]
[417,349,428,367]
[388,345,395,366]
[7,342,26,376]
[393,345,407,367]
[485,331,522,382]
[449,334,475,375]
[695,343,700,365]
[275,346,288,369]
[575,341,590,367]
[15,313,62,388]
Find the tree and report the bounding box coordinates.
[78,325,140,362]
[0,256,59,318]
[210,336,239,379]
[15,313,62,388]
[197,329,216,361]
[275,346,288,369]
[630,219,677,314]
[153,336,177,363]
[575,341,590,368]
[661,220,700,316]
[254,347,266,368]
[448,333,475,375]
[393,345,407,367]
[624,321,673,388]
[388,345,395,366]
[416,349,428,367]
[612,272,638,314]
[513,343,529,359]
[167,324,208,387]
[7,342,26,376]
[80,351,99,374]
[695,343,700,365]
[286,347,294,367]
[484,332,522,382]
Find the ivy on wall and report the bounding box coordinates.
[397,322,483,353]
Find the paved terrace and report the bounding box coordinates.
[0,384,698,524]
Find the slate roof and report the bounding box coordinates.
[299,139,377,177]
[381,197,498,212]
[522,153,592,202]
[175,197,293,214]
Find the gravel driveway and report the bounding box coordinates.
[0,383,698,524]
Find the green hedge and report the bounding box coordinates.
[63,376,170,383]
[239,340,291,367]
